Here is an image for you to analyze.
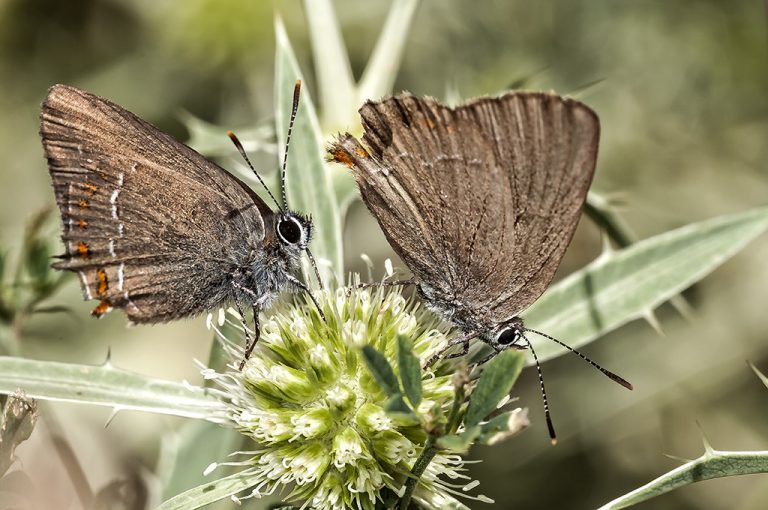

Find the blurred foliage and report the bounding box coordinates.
[0,209,69,355]
[0,0,767,509]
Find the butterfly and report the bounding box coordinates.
[328,91,632,442]
[40,81,322,366]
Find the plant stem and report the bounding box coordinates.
[398,366,469,509]
[446,368,468,435]
[397,435,437,510]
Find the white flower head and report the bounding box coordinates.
[205,286,486,510]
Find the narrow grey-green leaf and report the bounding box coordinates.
[158,421,244,501]
[357,0,421,102]
[180,109,274,158]
[332,168,360,222]
[274,18,343,283]
[0,357,226,421]
[749,362,768,389]
[156,469,259,510]
[397,335,422,408]
[598,449,768,509]
[361,345,401,397]
[464,351,525,428]
[585,191,636,248]
[302,0,355,130]
[525,207,768,363]
[586,191,692,321]
[475,408,529,446]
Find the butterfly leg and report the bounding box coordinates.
[231,281,262,370]
[475,352,498,366]
[358,279,415,289]
[231,300,257,370]
[348,279,416,297]
[239,303,262,370]
[285,274,326,322]
[444,341,470,359]
[423,331,479,369]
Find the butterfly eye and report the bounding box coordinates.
[277,216,303,245]
[496,327,521,346]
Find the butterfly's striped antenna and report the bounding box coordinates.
[524,328,633,391]
[227,131,283,212]
[521,332,557,445]
[279,79,301,210]
[305,246,325,292]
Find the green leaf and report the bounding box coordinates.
[435,427,479,453]
[0,357,226,420]
[463,350,525,428]
[361,345,401,397]
[274,17,343,283]
[525,207,768,363]
[384,394,415,418]
[361,343,419,421]
[357,0,421,103]
[397,335,422,408]
[156,469,259,510]
[475,408,529,446]
[598,449,768,509]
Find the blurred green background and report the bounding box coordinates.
[2,0,768,508]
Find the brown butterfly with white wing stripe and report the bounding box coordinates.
[41,82,323,366]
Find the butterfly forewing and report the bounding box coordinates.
[330,92,599,323]
[41,85,271,322]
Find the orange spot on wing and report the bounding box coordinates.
[446,125,456,134]
[426,119,436,129]
[78,219,88,229]
[96,268,108,296]
[331,147,355,168]
[354,147,370,158]
[78,199,89,209]
[91,300,112,318]
[77,241,90,258]
[81,183,98,195]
